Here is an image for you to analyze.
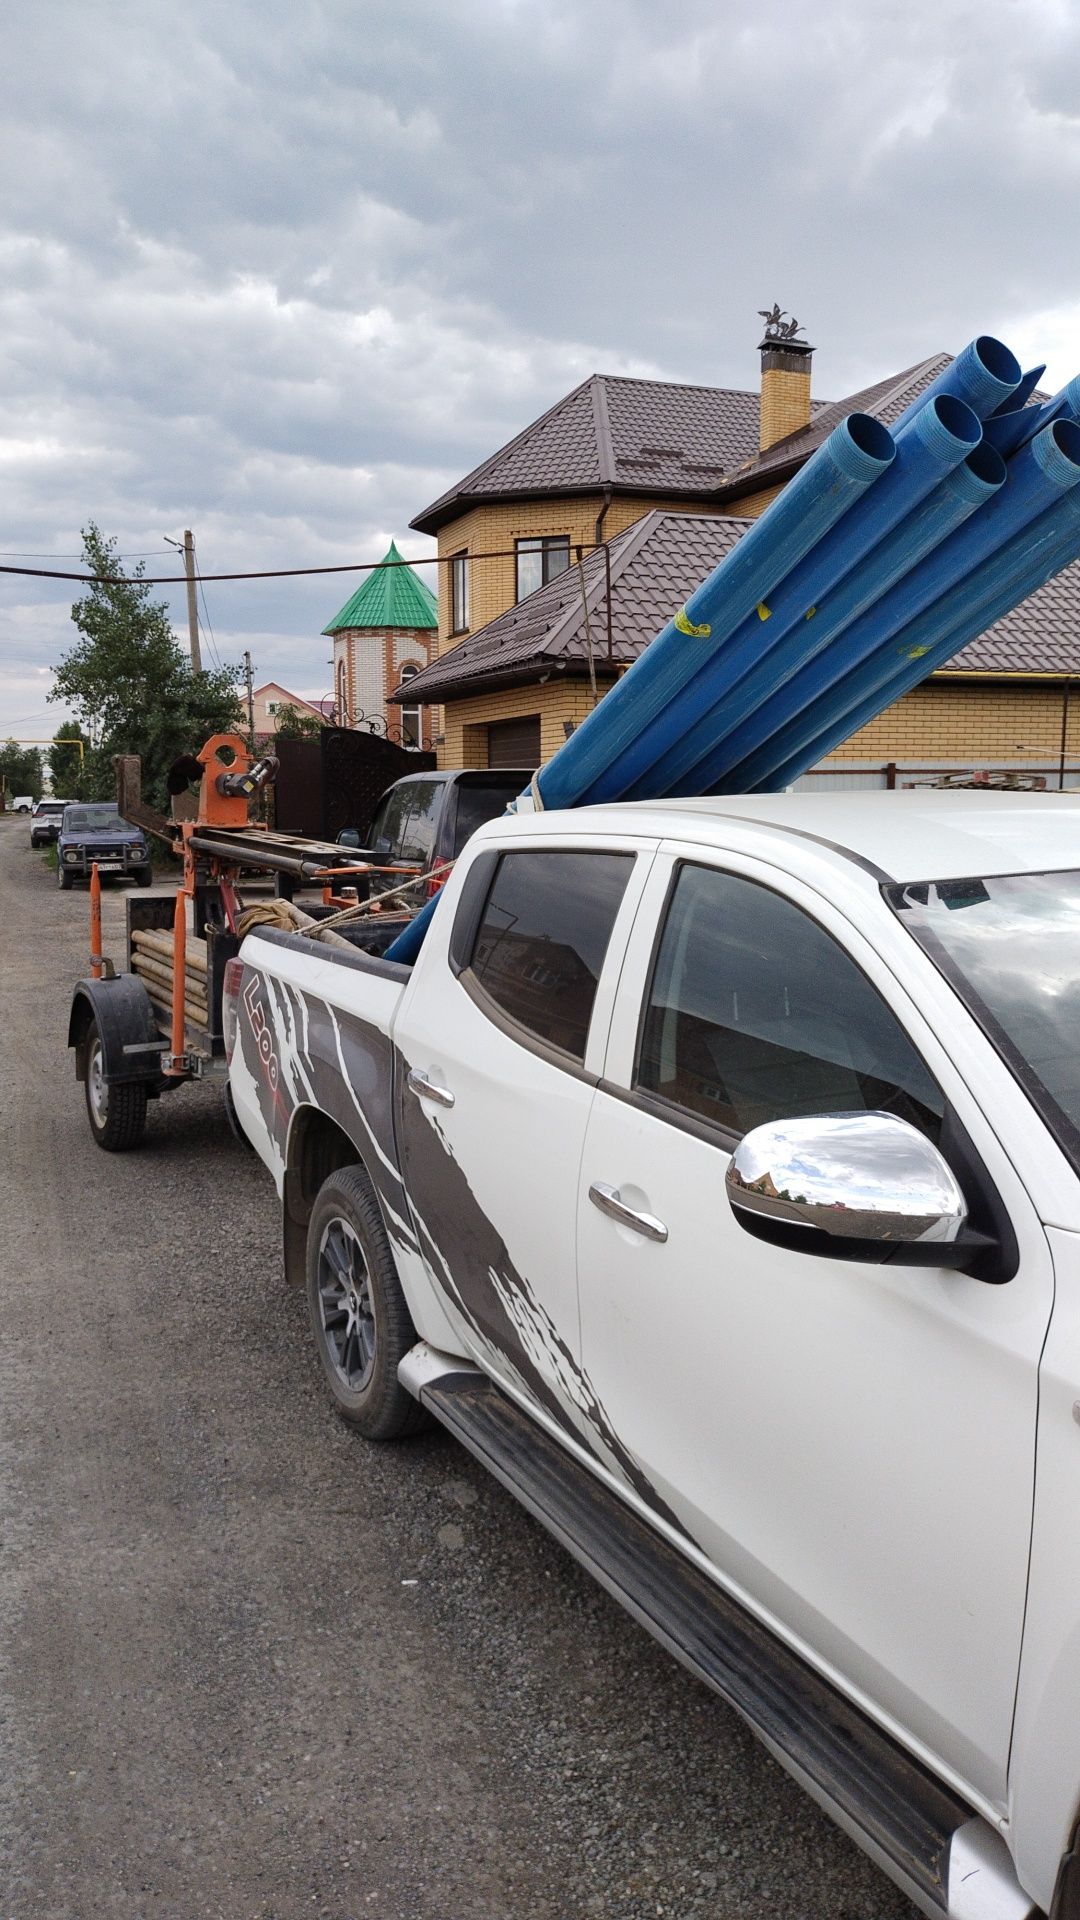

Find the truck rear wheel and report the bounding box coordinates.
[85,1021,148,1151]
[306,1165,428,1439]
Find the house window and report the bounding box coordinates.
[515,536,571,602]
[398,662,423,747]
[450,550,469,634]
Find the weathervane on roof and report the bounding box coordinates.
[758,304,806,342]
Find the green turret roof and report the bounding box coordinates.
[323,541,437,633]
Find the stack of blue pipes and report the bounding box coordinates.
[388,334,1080,962]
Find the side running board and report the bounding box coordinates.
[401,1350,1040,1920]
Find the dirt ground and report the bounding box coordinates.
[0,814,916,1918]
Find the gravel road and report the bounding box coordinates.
[0,814,918,1919]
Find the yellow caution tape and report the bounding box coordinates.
[674,607,712,638]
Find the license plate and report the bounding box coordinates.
[96,861,122,871]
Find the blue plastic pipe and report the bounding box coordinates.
[596,397,983,804]
[665,438,1003,799]
[384,889,441,965]
[760,488,1080,792]
[989,364,1045,416]
[986,373,1080,459]
[527,412,894,814]
[580,393,983,806]
[890,336,1021,432]
[723,419,1080,792]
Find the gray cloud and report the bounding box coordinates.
[4,0,1080,734]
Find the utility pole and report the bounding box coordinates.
[183,530,201,673]
[244,650,255,741]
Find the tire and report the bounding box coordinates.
[136,866,153,887]
[84,1020,148,1151]
[306,1164,428,1438]
[57,861,73,890]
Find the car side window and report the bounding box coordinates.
[397,780,443,866]
[636,864,944,1142]
[469,850,634,1062]
[369,784,414,859]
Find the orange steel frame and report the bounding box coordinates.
[88,731,429,1077]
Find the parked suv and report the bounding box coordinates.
[56,803,152,889]
[337,769,533,902]
[30,798,75,847]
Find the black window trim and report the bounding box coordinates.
[449,548,469,636]
[514,533,572,604]
[627,855,948,1156]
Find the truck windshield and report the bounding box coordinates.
[889,869,1080,1171]
[64,806,119,832]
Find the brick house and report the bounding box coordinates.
[250,682,327,744]
[399,327,1080,783]
[323,541,438,747]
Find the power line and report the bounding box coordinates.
[193,543,223,673]
[0,548,175,560]
[0,544,603,586]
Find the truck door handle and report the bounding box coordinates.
[588,1182,668,1243]
[407,1068,455,1110]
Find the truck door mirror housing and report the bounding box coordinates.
[725,1112,988,1269]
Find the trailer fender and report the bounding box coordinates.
[68,975,165,1087]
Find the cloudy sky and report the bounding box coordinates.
[3,0,1080,740]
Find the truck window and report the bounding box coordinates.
[369,783,415,860]
[468,850,633,1061]
[397,779,443,866]
[450,780,521,855]
[635,863,943,1142]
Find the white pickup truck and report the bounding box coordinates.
[226,788,1080,1920]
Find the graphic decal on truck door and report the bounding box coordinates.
[233,963,419,1260]
[399,1081,692,1539]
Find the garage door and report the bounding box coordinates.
[486,716,541,769]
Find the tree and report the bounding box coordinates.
[271,701,324,739]
[51,525,243,807]
[0,742,43,803]
[49,719,91,797]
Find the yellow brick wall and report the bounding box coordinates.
[830,679,1079,767]
[759,368,812,452]
[721,481,785,520]
[434,492,744,653]
[438,677,618,771]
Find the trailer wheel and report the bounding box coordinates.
[84,1021,148,1151]
[306,1165,428,1439]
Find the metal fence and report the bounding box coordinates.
[794,759,1080,793]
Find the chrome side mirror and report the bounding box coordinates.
[726,1112,969,1258]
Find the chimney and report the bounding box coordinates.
[758,306,814,451]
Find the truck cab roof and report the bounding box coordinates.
[498,789,1080,886]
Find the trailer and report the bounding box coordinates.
[67,733,424,1149]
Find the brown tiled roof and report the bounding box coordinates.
[411,374,832,535]
[710,353,954,501]
[947,562,1080,674]
[393,506,1080,705]
[394,513,750,700]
